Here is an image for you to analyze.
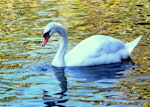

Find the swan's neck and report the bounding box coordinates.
[52,32,68,67]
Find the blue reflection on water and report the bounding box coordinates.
[32,58,135,106]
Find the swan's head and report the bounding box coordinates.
[42,22,67,47]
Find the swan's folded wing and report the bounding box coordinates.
[65,35,128,66]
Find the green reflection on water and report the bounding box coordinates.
[0,0,150,106]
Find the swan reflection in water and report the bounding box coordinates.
[35,58,135,106]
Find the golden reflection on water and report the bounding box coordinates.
[0,0,150,106]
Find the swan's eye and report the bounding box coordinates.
[43,28,52,37]
[43,31,50,38]
[43,32,49,37]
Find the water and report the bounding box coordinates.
[0,0,150,107]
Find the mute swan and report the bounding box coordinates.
[42,22,142,67]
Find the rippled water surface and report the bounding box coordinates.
[0,0,150,107]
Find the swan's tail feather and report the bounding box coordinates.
[125,36,142,55]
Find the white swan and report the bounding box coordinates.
[42,22,142,67]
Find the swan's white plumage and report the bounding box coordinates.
[42,22,142,67]
[65,35,129,66]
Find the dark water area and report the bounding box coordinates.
[0,0,150,107]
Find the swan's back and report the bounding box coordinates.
[65,35,129,66]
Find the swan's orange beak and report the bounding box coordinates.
[42,34,50,47]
